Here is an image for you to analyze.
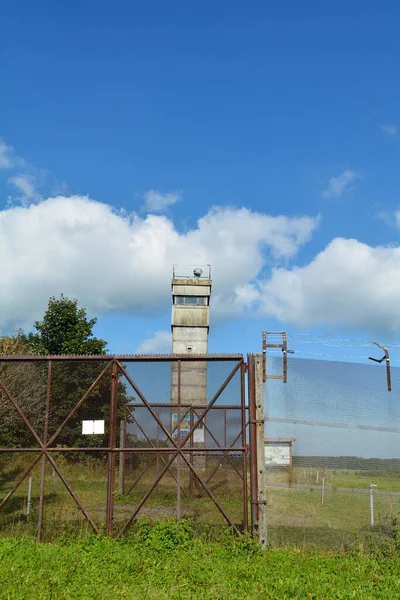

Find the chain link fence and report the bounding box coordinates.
[264,356,400,549]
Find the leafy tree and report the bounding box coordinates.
[0,330,47,448]
[0,329,29,356]
[0,298,131,454]
[26,295,107,356]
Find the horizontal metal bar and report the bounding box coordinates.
[265,375,284,379]
[0,353,243,362]
[0,447,246,453]
[127,404,245,410]
[0,448,42,453]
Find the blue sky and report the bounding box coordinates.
[1,1,400,364]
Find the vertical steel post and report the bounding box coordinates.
[254,355,267,546]
[224,407,227,496]
[240,361,248,531]
[247,355,259,531]
[37,359,52,542]
[176,360,181,521]
[189,408,194,497]
[118,420,126,495]
[106,360,118,536]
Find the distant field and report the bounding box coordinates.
[0,522,399,600]
[265,464,400,548]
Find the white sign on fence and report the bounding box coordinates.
[82,420,105,435]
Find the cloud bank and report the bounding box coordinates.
[1,193,400,335]
[0,195,318,329]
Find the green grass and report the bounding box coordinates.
[0,520,399,599]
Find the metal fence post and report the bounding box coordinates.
[247,355,259,532]
[370,484,376,526]
[254,354,267,547]
[27,477,32,515]
[119,420,125,495]
[106,360,118,536]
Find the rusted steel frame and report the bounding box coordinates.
[0,445,246,453]
[116,448,242,537]
[37,360,52,542]
[241,362,249,530]
[176,444,242,535]
[0,380,44,448]
[179,360,243,448]
[115,451,179,539]
[129,405,192,448]
[106,361,118,536]
[204,428,245,485]
[116,361,180,450]
[127,404,241,409]
[47,361,113,447]
[125,413,189,498]
[115,356,243,538]
[40,446,246,453]
[0,354,243,362]
[247,355,259,530]
[176,360,181,521]
[0,448,45,452]
[191,409,244,482]
[128,407,191,443]
[126,455,157,493]
[0,452,42,512]
[189,408,194,496]
[45,453,99,534]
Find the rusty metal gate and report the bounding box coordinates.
[0,354,250,541]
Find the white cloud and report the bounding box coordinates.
[8,174,41,204]
[0,195,318,329]
[322,169,359,199]
[253,237,400,332]
[142,190,182,213]
[0,139,17,169]
[137,330,172,353]
[382,124,398,137]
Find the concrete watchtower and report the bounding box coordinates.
[171,265,211,354]
[170,266,211,471]
[170,265,211,405]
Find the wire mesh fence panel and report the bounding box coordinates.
[0,356,247,540]
[264,356,400,549]
[116,357,247,537]
[0,452,42,539]
[47,360,113,445]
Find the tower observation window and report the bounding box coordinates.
[175,296,207,306]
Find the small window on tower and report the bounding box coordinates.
[175,296,207,306]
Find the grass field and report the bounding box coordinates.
[0,520,400,599]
